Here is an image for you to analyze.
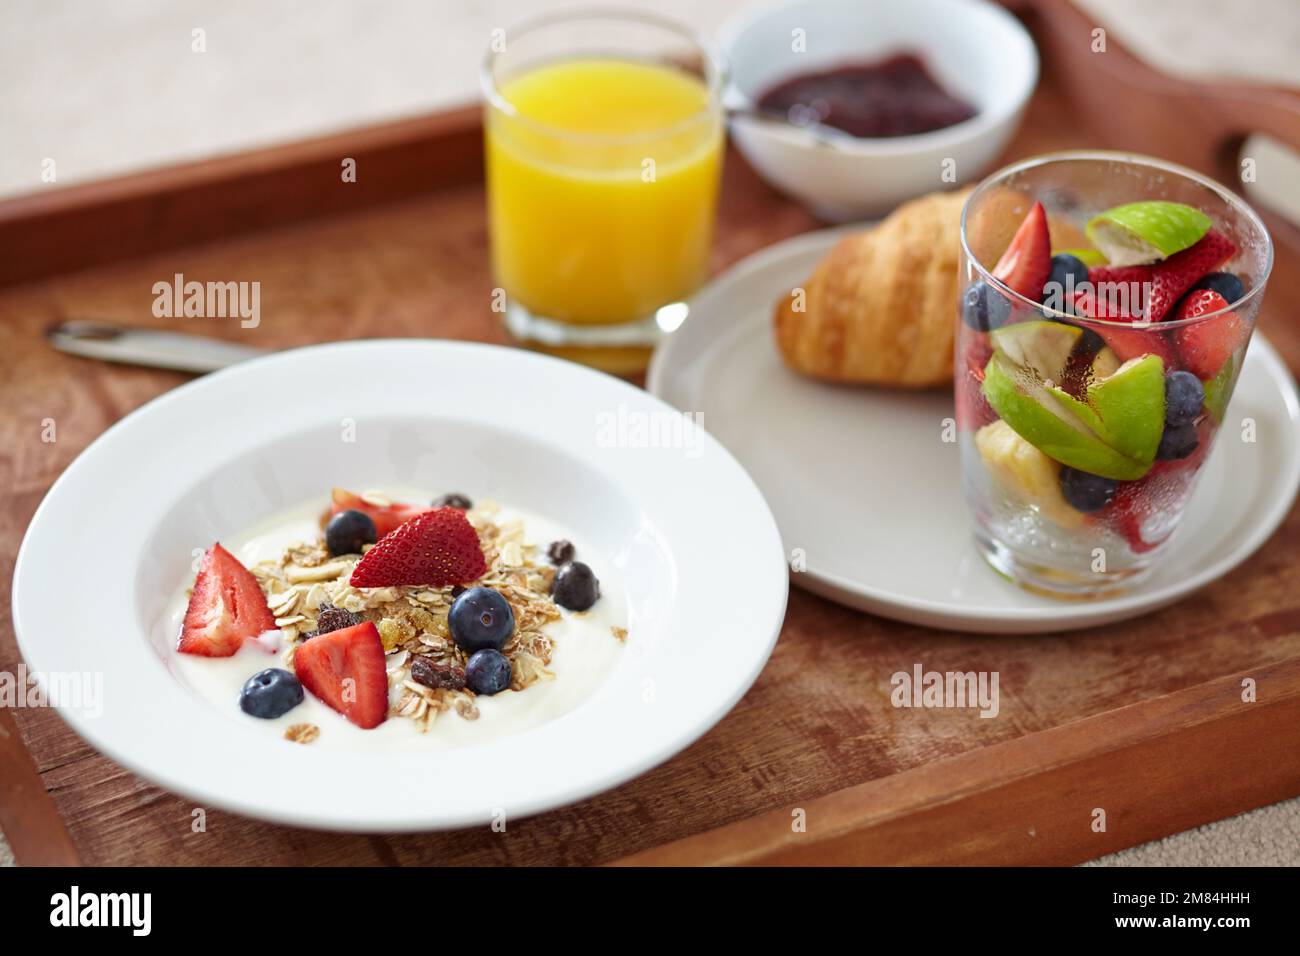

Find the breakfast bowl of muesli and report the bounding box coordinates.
[170,487,628,749]
[13,340,788,830]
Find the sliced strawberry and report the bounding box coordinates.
[955,335,995,430]
[1077,270,1147,319]
[992,201,1051,300]
[1066,283,1180,366]
[1096,325,1177,366]
[330,488,431,537]
[293,621,388,729]
[1108,493,1164,553]
[1175,287,1231,320]
[178,543,277,657]
[1087,264,1149,288]
[1096,420,1213,552]
[1172,289,1248,379]
[1090,230,1236,322]
[1072,288,1176,365]
[1071,286,1140,321]
[350,507,487,588]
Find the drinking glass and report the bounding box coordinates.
[957,151,1274,597]
[483,10,725,375]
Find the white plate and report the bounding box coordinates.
[649,229,1300,633]
[12,341,788,831]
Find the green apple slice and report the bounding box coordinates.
[1203,356,1235,422]
[1086,201,1211,267]
[990,321,1082,381]
[1085,354,1166,462]
[981,351,1152,480]
[1046,355,1165,464]
[1044,387,1108,439]
[1055,247,1107,267]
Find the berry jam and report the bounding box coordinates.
[756,52,976,138]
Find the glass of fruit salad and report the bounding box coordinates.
[956,151,1273,597]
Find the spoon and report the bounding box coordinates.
[725,102,862,149]
[46,320,268,374]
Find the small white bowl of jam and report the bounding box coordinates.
[719,0,1038,220]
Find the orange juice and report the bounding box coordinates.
[486,58,723,326]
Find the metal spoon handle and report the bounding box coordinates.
[724,104,859,148]
[46,320,269,373]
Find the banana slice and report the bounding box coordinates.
[975,420,1084,529]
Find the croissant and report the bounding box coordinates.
[774,189,971,387]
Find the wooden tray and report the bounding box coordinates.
[3,0,1300,866]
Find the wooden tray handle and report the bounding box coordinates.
[1026,0,1300,222]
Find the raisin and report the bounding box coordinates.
[546,539,575,565]
[432,493,472,510]
[310,603,363,638]
[410,657,467,691]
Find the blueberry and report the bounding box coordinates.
[1055,327,1097,361]
[1059,467,1118,513]
[465,649,512,696]
[551,561,600,611]
[325,509,377,556]
[961,280,1011,331]
[432,493,472,510]
[1165,371,1205,426]
[448,586,514,653]
[1157,422,1199,460]
[1191,271,1245,305]
[1069,324,1105,357]
[239,668,304,719]
[546,539,575,565]
[1042,254,1090,307]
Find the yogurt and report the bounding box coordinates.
[166,495,626,751]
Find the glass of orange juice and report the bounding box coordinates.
[483,10,725,374]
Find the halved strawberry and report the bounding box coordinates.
[350,507,487,588]
[1172,289,1248,379]
[955,335,995,430]
[1071,286,1139,321]
[1090,230,1236,322]
[178,543,277,657]
[1071,288,1176,365]
[293,621,388,729]
[1076,270,1146,319]
[1096,419,1213,552]
[330,488,431,537]
[1095,325,1177,366]
[1105,483,1164,554]
[992,201,1051,300]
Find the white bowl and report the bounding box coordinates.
[11,340,788,831]
[720,0,1039,220]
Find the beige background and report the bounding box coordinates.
[1,0,1298,866]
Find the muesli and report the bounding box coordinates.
[170,488,623,744]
